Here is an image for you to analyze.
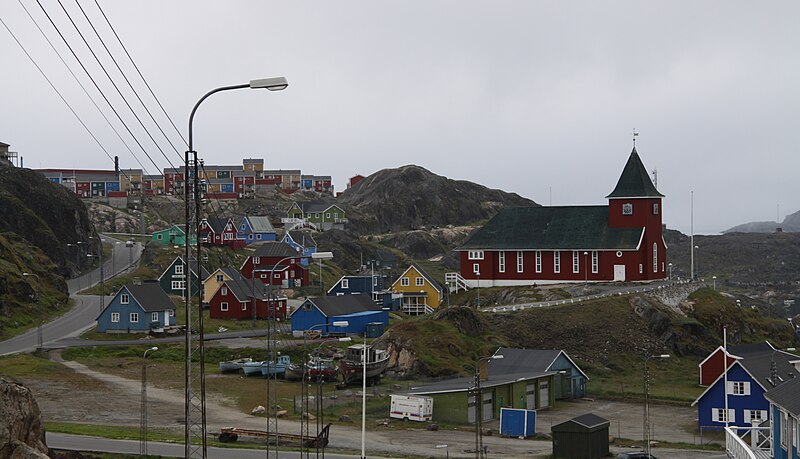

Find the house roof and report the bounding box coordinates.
[692,360,757,406]
[292,201,336,214]
[408,370,554,395]
[295,295,382,318]
[205,267,246,283]
[739,348,800,388]
[222,277,271,302]
[458,206,644,251]
[203,217,229,233]
[569,413,610,429]
[606,147,664,198]
[252,242,302,258]
[729,342,776,356]
[245,216,275,233]
[288,230,317,248]
[160,256,211,280]
[764,377,800,417]
[124,281,176,312]
[492,348,590,380]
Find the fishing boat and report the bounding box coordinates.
[338,344,389,387]
[219,357,253,373]
[260,355,292,377]
[284,357,339,382]
[242,361,267,377]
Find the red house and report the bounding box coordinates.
[240,242,309,288]
[698,345,739,386]
[199,217,245,248]
[457,146,667,285]
[208,277,287,320]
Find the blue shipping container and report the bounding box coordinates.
[500,408,536,437]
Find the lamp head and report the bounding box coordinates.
[659,354,670,358]
[150,346,159,352]
[338,337,352,342]
[332,320,349,327]
[311,251,334,260]
[250,77,288,91]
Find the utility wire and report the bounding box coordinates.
[73,0,185,160]
[16,0,146,177]
[92,0,188,147]
[51,0,180,170]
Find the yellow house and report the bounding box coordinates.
[391,264,444,315]
[203,267,247,303]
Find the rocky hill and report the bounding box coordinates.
[724,208,800,233]
[0,162,97,277]
[0,377,49,458]
[338,165,537,234]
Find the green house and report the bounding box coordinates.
[286,201,346,231]
[151,225,197,246]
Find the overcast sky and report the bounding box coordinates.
[1,1,798,234]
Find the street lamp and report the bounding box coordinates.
[22,272,42,354]
[693,245,700,280]
[712,275,717,291]
[140,346,158,457]
[474,354,504,459]
[643,354,670,456]
[312,251,335,294]
[668,263,673,280]
[583,251,589,288]
[435,444,449,459]
[476,271,481,309]
[66,243,80,273]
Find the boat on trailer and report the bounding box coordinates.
[338,344,389,387]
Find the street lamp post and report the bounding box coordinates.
[583,251,589,288]
[141,346,158,457]
[22,272,42,354]
[312,337,351,459]
[185,77,288,459]
[712,276,717,291]
[476,271,481,309]
[474,354,504,459]
[643,354,670,456]
[668,263,673,280]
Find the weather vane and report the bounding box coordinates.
[632,128,639,145]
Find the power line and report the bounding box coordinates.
[92,0,188,148]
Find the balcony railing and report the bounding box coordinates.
[725,426,771,459]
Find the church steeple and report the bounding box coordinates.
[606,147,664,199]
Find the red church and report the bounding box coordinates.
[457,147,667,286]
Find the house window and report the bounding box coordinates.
[242,302,247,311]
[257,234,262,240]
[712,408,735,423]
[498,252,505,273]
[175,264,184,275]
[653,203,659,215]
[253,256,260,265]
[221,302,228,311]
[517,251,524,273]
[781,411,788,448]
[592,251,599,273]
[171,281,185,290]
[342,279,349,289]
[401,277,410,286]
[216,274,223,282]
[157,234,163,240]
[373,276,378,287]
[639,264,643,274]
[468,251,484,260]
[130,313,139,323]
[151,312,158,322]
[728,381,750,396]
[744,409,768,424]
[416,277,424,286]
[121,294,129,304]
[653,243,658,273]
[572,251,580,273]
[554,252,560,273]
[622,203,633,215]
[223,233,232,240]
[261,274,266,279]
[249,235,253,240]
[326,213,331,218]
[535,251,542,273]
[111,312,120,323]
[221,287,228,296]
[473,264,480,275]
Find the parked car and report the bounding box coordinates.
[616,452,657,459]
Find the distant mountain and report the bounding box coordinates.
[338,165,537,234]
[724,209,800,233]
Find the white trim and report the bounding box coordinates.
[498,252,505,273]
[516,251,524,273]
[546,350,591,381]
[691,360,766,407]
[327,276,346,294]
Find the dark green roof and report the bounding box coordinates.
[606,147,664,198]
[458,206,643,250]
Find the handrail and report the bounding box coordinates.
[725,426,758,459]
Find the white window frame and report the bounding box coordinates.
[639,264,643,274]
[744,409,768,424]
[242,302,247,311]
[401,277,410,287]
[342,279,349,289]
[473,263,480,275]
[130,312,139,323]
[171,280,185,291]
[120,294,129,304]
[592,251,598,273]
[781,411,788,448]
[554,252,561,273]
[535,251,542,273]
[221,302,228,312]
[653,203,659,215]
[653,243,658,273]
[111,312,120,323]
[416,277,425,286]
[712,408,735,423]
[221,287,228,296]
[223,232,233,240]
[572,251,580,274]
[517,251,523,273]
[498,252,506,273]
[468,250,484,260]
[622,203,633,215]
[151,312,159,322]
[216,274,223,282]
[175,264,184,275]
[253,256,260,265]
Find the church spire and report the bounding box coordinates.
[606,144,664,199]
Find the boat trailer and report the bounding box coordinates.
[217,423,331,448]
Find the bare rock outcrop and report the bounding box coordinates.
[0,377,50,458]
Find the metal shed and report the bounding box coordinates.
[551,413,610,459]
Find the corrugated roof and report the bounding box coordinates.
[223,277,271,302]
[570,413,610,429]
[606,147,664,198]
[408,370,554,395]
[492,348,590,381]
[458,206,643,251]
[739,349,800,388]
[220,267,245,281]
[246,216,275,233]
[125,281,176,312]
[252,242,302,258]
[765,377,800,417]
[203,217,229,233]
[302,295,382,317]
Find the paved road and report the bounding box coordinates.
[0,238,143,356]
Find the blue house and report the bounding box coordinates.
[290,295,388,337]
[326,274,401,309]
[766,376,800,459]
[97,281,177,333]
[282,230,317,266]
[692,343,800,429]
[239,216,277,244]
[492,348,590,399]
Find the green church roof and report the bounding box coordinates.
[606,147,664,198]
[458,206,643,251]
